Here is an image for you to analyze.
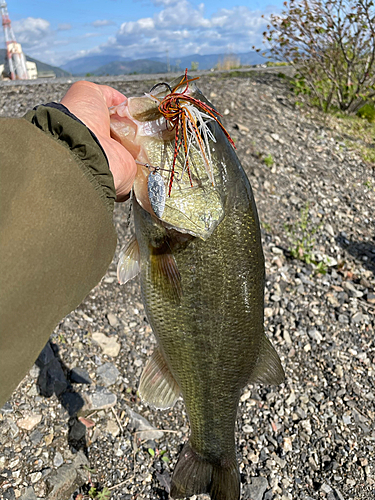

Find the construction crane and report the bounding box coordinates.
[1,0,30,79]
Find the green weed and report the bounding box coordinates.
[88,486,111,500]
[284,203,327,274]
[263,154,274,167]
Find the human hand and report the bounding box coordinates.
[61,81,136,202]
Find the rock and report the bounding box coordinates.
[320,483,332,494]
[96,362,120,387]
[333,487,345,500]
[45,451,89,500]
[105,419,120,437]
[125,404,164,440]
[235,123,249,133]
[342,281,363,298]
[53,451,64,468]
[36,342,68,397]
[92,332,121,357]
[4,488,16,500]
[282,437,293,452]
[107,312,120,327]
[366,292,375,304]
[70,367,92,385]
[29,429,43,445]
[243,476,269,500]
[325,223,335,236]
[30,471,42,483]
[69,419,86,443]
[19,487,37,500]
[83,387,117,411]
[17,414,42,431]
[60,392,85,417]
[308,328,323,343]
[351,312,363,324]
[242,424,253,433]
[1,401,13,413]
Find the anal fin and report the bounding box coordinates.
[139,347,180,409]
[249,335,285,385]
[117,236,140,284]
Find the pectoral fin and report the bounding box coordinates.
[139,347,180,409]
[117,236,140,284]
[150,250,182,301]
[249,336,285,385]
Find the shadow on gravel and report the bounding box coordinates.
[336,234,375,274]
[36,341,88,454]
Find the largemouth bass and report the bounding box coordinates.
[110,74,284,500]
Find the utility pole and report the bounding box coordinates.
[1,0,29,79]
[166,49,170,73]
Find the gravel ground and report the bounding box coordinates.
[0,70,374,500]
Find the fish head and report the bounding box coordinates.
[109,75,229,240]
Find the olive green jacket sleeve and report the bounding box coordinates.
[0,106,118,407]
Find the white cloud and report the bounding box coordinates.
[95,0,268,59]
[91,19,116,27]
[12,17,51,47]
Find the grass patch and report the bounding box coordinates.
[318,110,375,164]
[215,70,257,79]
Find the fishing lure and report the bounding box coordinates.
[146,70,235,196]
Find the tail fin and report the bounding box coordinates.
[170,442,240,500]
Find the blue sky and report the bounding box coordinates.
[1,0,284,67]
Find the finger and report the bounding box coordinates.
[99,85,127,108]
[99,135,137,199]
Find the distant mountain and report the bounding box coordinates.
[0,49,71,78]
[61,55,131,75]
[58,50,272,77]
[91,59,171,76]
[157,51,270,71]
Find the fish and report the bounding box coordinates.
[109,73,284,500]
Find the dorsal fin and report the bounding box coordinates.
[117,236,140,284]
[249,335,285,385]
[139,347,180,409]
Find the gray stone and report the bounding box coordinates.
[320,482,333,494]
[92,332,121,357]
[333,487,345,500]
[338,314,349,324]
[107,312,120,327]
[85,387,117,411]
[125,404,164,440]
[70,367,92,385]
[3,488,16,500]
[351,312,363,324]
[0,402,13,413]
[29,429,43,445]
[342,281,363,298]
[308,328,323,343]
[243,476,269,500]
[53,451,64,468]
[19,487,37,500]
[45,451,88,500]
[96,362,120,387]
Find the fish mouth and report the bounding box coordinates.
[109,76,227,239]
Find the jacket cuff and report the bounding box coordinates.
[23,103,116,213]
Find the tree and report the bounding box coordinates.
[261,0,375,113]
